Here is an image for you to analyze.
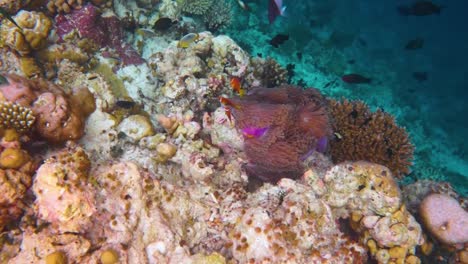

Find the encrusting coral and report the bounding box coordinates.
[0,10,53,55]
[327,99,414,178]
[225,85,331,182]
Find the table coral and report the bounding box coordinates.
[0,10,53,55]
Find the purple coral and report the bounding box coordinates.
[55,3,144,66]
[227,85,331,182]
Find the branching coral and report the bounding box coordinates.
[327,99,414,178]
[0,101,35,133]
[181,0,213,15]
[204,0,232,31]
[226,85,331,182]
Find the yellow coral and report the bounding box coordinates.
[20,57,42,77]
[0,101,35,133]
[100,249,119,264]
[0,148,30,169]
[0,10,53,55]
[45,251,67,264]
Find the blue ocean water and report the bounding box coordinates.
[225,0,468,194]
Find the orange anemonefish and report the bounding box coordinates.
[230,77,246,97]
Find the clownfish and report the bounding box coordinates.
[230,77,246,97]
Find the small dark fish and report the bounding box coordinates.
[341,74,372,84]
[269,34,289,48]
[296,52,302,60]
[357,37,367,47]
[257,53,263,58]
[323,80,337,89]
[405,38,424,50]
[0,7,21,29]
[412,72,428,82]
[153,17,176,31]
[116,100,136,109]
[347,59,356,64]
[397,1,444,16]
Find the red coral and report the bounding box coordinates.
[55,3,144,66]
[227,85,331,182]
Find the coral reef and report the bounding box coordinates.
[226,85,331,182]
[0,3,461,261]
[328,99,414,178]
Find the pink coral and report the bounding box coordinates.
[226,85,331,182]
[0,74,41,106]
[32,92,85,143]
[55,3,144,66]
[420,193,468,245]
[0,74,95,143]
[33,143,95,233]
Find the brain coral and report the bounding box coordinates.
[327,99,414,178]
[226,85,331,182]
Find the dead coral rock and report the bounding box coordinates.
[323,161,401,218]
[33,144,95,232]
[420,193,468,245]
[0,168,32,231]
[328,99,414,178]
